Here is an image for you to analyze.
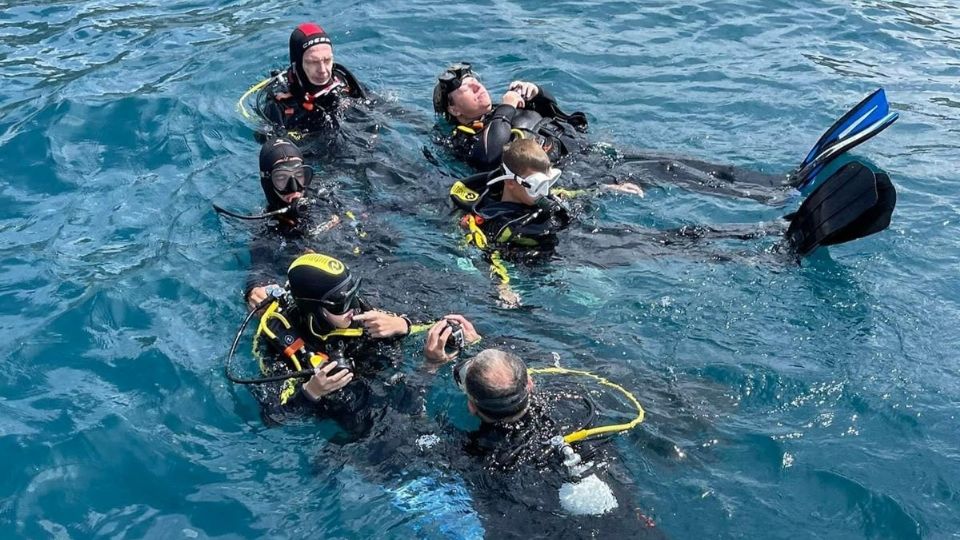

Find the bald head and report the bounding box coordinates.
[464,349,531,423]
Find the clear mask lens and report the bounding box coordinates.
[518,168,562,198]
[271,165,314,193]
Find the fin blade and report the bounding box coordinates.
[792,89,899,190]
[794,110,899,190]
[786,162,882,256]
[800,88,890,168]
[818,171,896,246]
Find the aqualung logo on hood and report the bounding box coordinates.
[303,36,332,49]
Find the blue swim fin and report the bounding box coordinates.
[791,88,899,190]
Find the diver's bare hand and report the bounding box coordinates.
[354,310,409,338]
[247,285,276,311]
[508,81,539,101]
[424,320,455,367]
[601,182,645,197]
[497,283,522,309]
[302,361,353,400]
[502,90,525,109]
[442,314,481,345]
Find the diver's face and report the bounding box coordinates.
[448,77,491,121]
[505,171,540,206]
[322,307,354,329]
[302,44,334,86]
[271,156,305,204]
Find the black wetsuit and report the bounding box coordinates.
[244,207,359,300]
[242,192,394,302]
[448,86,589,170]
[457,398,664,539]
[450,167,573,256]
[254,302,406,441]
[258,64,368,136]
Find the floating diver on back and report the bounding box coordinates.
[432,61,897,204]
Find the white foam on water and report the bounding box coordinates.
[558,474,619,516]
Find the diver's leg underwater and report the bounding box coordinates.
[611,88,898,204]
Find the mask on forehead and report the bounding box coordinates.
[433,62,479,115]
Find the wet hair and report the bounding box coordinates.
[464,349,531,422]
[502,138,550,176]
[432,64,479,121]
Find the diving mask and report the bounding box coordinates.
[452,354,474,391]
[268,164,314,194]
[317,276,362,315]
[437,62,476,94]
[503,163,562,199]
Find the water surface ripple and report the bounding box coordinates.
[0,0,958,538]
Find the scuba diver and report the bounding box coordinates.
[433,62,587,171]
[451,138,896,304]
[432,62,899,204]
[239,23,368,140]
[215,137,380,311]
[226,252,433,434]
[416,317,662,537]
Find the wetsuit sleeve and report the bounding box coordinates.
[471,104,520,169]
[527,86,560,116]
[527,86,588,132]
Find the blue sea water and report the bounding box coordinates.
[1,0,959,538]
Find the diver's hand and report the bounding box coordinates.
[424,320,456,367]
[497,282,522,309]
[353,310,409,338]
[502,90,525,109]
[441,314,481,345]
[508,81,539,101]
[247,285,277,311]
[601,182,645,197]
[302,361,353,400]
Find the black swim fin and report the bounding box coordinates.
[785,161,896,256]
[791,88,899,190]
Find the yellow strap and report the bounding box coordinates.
[312,327,364,341]
[489,250,510,285]
[279,378,298,404]
[527,367,645,444]
[550,187,585,199]
[464,215,488,249]
[236,77,272,120]
[455,125,477,135]
[510,128,527,140]
[408,323,434,335]
[254,302,302,371]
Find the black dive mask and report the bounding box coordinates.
[266,164,315,195]
[316,276,362,315]
[437,63,476,95]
